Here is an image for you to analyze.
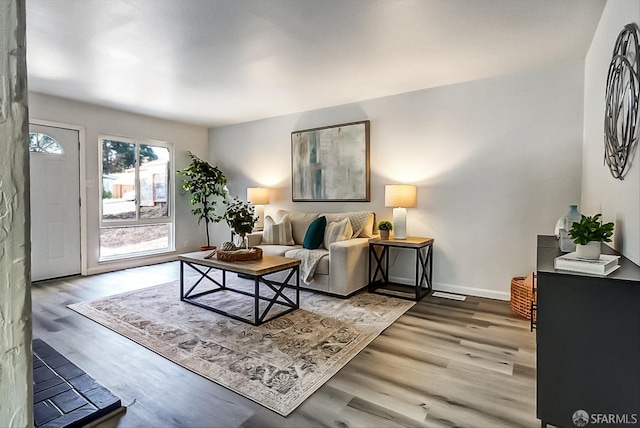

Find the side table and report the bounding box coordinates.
[368,236,434,301]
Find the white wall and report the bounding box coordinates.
[209,61,585,299]
[29,92,210,274]
[583,0,640,265]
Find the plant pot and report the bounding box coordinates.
[199,245,217,252]
[379,230,390,240]
[576,241,601,260]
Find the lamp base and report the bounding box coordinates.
[393,207,407,239]
[254,205,265,232]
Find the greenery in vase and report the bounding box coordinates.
[568,214,614,245]
[378,220,393,231]
[221,197,257,237]
[177,152,227,248]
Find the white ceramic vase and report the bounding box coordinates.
[555,205,582,237]
[576,241,601,260]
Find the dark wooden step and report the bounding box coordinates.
[33,339,122,428]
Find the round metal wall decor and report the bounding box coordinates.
[604,23,640,180]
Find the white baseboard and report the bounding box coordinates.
[433,282,510,301]
[388,274,510,301]
[87,253,179,276]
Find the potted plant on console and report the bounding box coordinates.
[177,152,228,251]
[568,213,614,260]
[378,220,393,240]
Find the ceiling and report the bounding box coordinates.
[26,0,606,127]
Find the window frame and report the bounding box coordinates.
[98,134,175,261]
[28,132,65,155]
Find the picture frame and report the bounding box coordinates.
[291,120,370,202]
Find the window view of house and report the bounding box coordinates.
[100,136,173,259]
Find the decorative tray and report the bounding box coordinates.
[216,247,263,261]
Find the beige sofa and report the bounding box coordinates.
[246,209,376,297]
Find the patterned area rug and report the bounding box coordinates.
[68,279,414,416]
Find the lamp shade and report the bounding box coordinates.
[247,187,270,205]
[385,184,416,208]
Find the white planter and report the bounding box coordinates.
[576,241,601,260]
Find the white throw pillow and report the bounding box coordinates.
[324,217,353,248]
[262,214,295,245]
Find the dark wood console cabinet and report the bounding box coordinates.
[536,235,640,428]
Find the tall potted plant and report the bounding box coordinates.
[177,152,227,250]
[568,213,614,260]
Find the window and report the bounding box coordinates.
[29,132,64,154]
[99,135,174,260]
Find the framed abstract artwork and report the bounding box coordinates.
[291,120,370,202]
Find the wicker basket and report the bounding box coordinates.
[510,274,536,320]
[216,247,263,262]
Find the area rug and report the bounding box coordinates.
[68,280,414,416]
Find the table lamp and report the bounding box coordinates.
[384,184,417,239]
[247,187,270,231]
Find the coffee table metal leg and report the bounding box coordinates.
[180,260,184,301]
[254,275,260,325]
[296,266,300,308]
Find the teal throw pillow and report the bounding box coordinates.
[303,216,327,249]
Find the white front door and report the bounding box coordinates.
[29,124,81,281]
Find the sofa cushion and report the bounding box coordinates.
[303,216,326,249]
[324,217,353,248]
[320,213,347,224]
[259,244,302,257]
[261,214,295,245]
[322,211,373,238]
[276,210,319,245]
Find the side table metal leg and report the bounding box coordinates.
[415,247,420,300]
[413,244,433,301]
[384,246,389,283]
[428,243,433,292]
[368,246,372,287]
[369,244,387,290]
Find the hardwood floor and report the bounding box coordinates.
[31,262,538,427]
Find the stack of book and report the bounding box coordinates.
[554,252,620,276]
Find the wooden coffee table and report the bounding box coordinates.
[178,251,301,326]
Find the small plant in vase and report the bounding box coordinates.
[568,214,614,260]
[220,197,257,249]
[378,220,393,240]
